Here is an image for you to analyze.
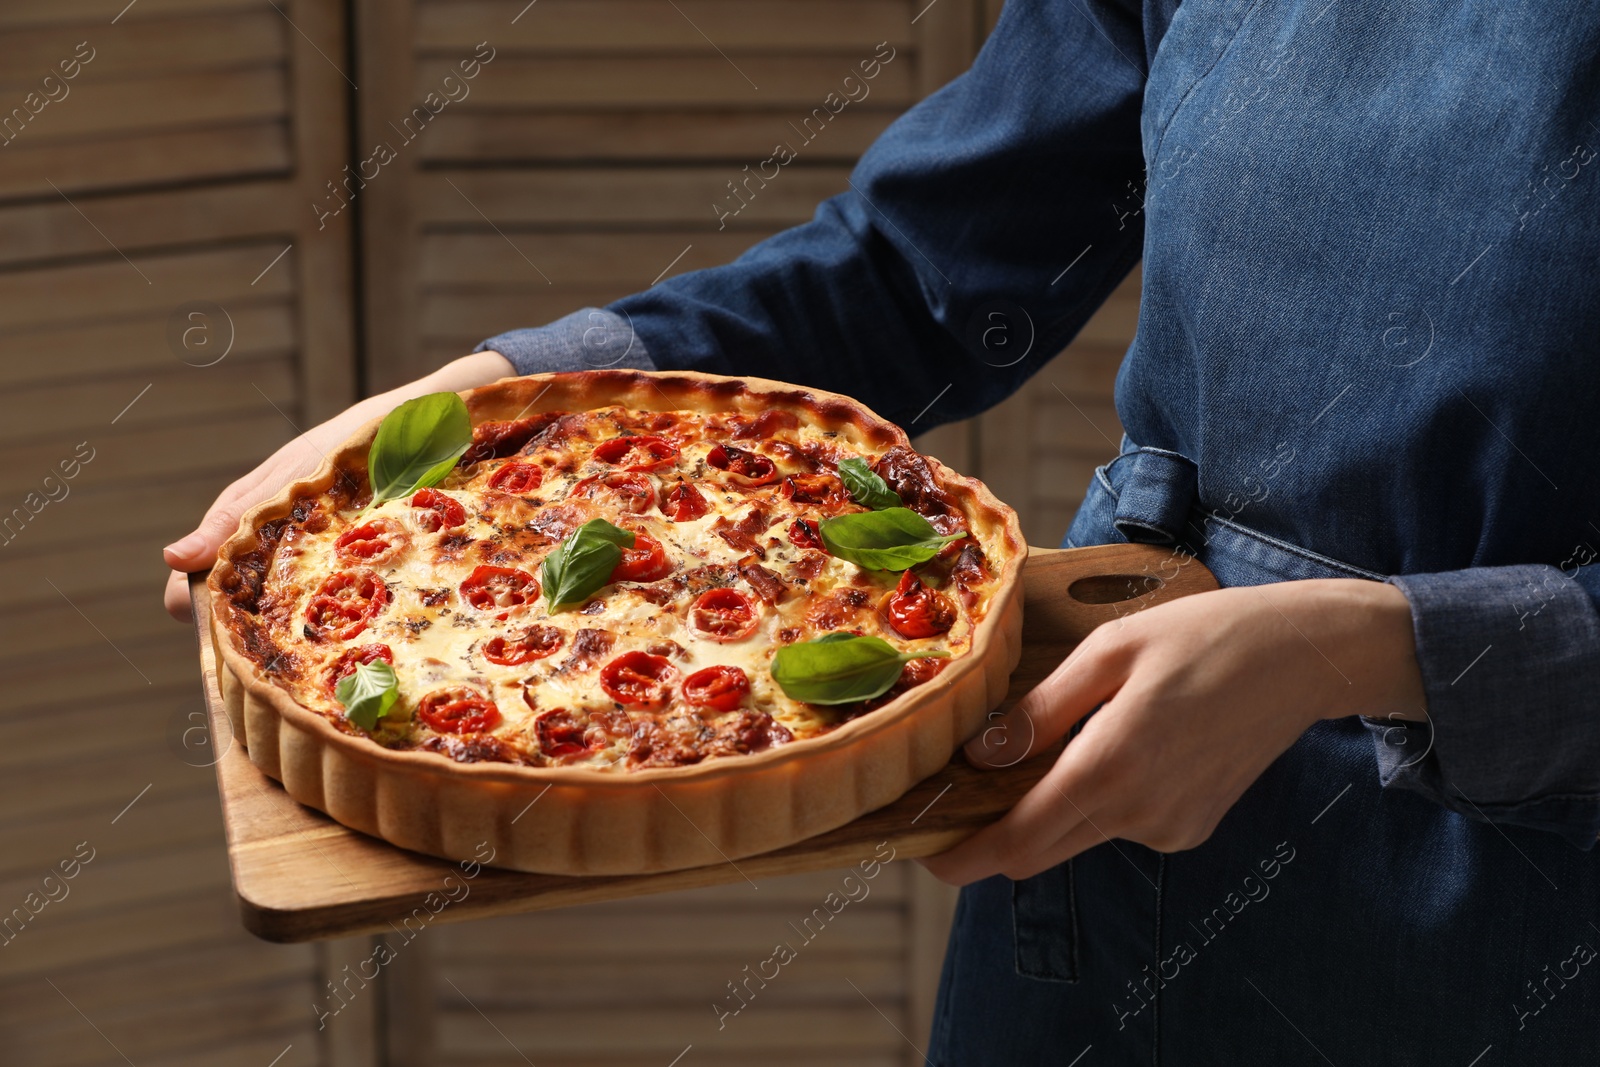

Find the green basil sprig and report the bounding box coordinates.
[335,661,401,731]
[542,518,635,611]
[364,392,472,513]
[771,632,948,705]
[818,507,965,571]
[837,457,902,510]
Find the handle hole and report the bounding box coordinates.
[1068,573,1164,605]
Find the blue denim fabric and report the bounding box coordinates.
[474,0,1600,1058]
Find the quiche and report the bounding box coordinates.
[208,371,1025,874]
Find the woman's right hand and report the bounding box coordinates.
[161,351,514,621]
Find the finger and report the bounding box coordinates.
[164,570,195,623]
[163,493,251,571]
[921,740,1114,885]
[963,627,1130,769]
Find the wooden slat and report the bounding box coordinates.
[0,413,292,499]
[0,244,293,332]
[0,301,293,388]
[435,952,903,1006]
[6,68,287,144]
[0,479,241,563]
[436,1004,904,1056]
[0,11,283,83]
[0,355,296,445]
[0,121,292,203]
[415,0,914,52]
[0,0,260,28]
[286,0,358,421]
[419,231,768,286]
[416,56,913,108]
[417,167,848,227]
[1031,394,1124,454]
[422,109,896,163]
[0,182,295,266]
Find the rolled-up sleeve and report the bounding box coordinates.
[1370,564,1600,848]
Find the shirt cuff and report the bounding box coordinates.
[1369,564,1600,848]
[474,307,656,376]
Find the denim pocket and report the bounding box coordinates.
[1011,860,1079,982]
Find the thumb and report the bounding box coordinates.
[963,629,1129,770]
[162,489,253,572]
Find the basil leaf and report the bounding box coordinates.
[837,457,902,510]
[818,507,965,571]
[365,392,472,512]
[335,661,400,732]
[542,518,635,611]
[770,633,948,705]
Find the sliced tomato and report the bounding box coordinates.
[534,708,590,758]
[459,565,540,613]
[488,461,544,494]
[610,530,672,583]
[689,587,759,642]
[884,570,956,638]
[570,470,656,514]
[482,625,564,666]
[730,409,800,440]
[599,651,677,708]
[780,472,846,507]
[594,434,680,472]
[660,480,710,521]
[706,444,778,487]
[335,519,405,562]
[417,686,501,734]
[788,517,823,550]
[324,643,393,693]
[683,665,750,712]
[306,569,390,640]
[410,488,466,532]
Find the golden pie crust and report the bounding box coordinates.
[207,370,1025,874]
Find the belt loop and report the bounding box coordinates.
[1109,446,1199,545]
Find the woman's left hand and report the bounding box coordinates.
[919,577,1428,886]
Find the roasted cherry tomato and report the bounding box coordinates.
[780,472,846,507]
[459,565,540,613]
[488,461,544,494]
[334,520,405,562]
[682,665,751,712]
[884,570,955,639]
[788,517,823,550]
[534,708,590,757]
[660,480,710,521]
[706,443,778,486]
[897,655,947,688]
[417,687,501,734]
[688,587,759,642]
[570,471,656,514]
[594,434,680,472]
[482,625,565,666]
[324,643,393,692]
[599,651,677,708]
[410,488,466,532]
[609,530,672,583]
[306,569,390,640]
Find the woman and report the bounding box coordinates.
[165,1,1600,1061]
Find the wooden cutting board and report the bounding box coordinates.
[189,542,1215,942]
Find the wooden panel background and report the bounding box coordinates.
[0,0,1137,1064]
[0,3,354,1067]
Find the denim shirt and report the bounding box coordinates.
[480,0,1600,846]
